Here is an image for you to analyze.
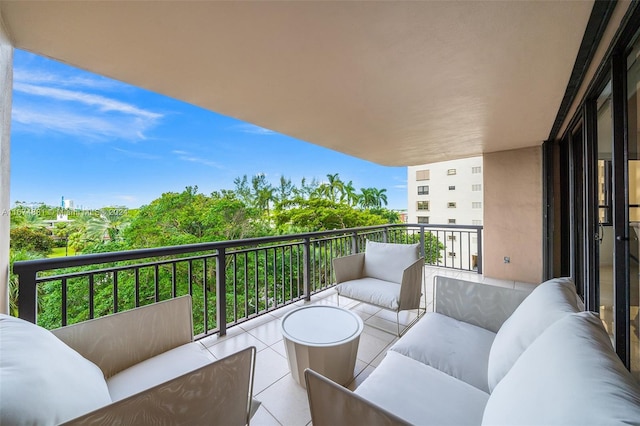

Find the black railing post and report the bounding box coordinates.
[303,238,311,301]
[216,248,227,336]
[476,228,483,274]
[16,267,37,323]
[351,232,358,254]
[420,226,426,260]
[382,227,388,243]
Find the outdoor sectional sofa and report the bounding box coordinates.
[0,295,257,425]
[306,276,640,425]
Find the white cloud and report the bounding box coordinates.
[393,184,407,189]
[235,123,276,135]
[14,68,122,91]
[11,67,163,141]
[171,150,223,169]
[14,83,161,120]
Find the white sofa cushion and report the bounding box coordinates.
[107,342,216,401]
[337,277,401,310]
[390,312,496,392]
[356,351,489,425]
[483,311,640,425]
[487,277,578,391]
[363,240,420,284]
[0,314,112,425]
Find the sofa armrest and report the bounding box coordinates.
[51,295,194,378]
[62,346,257,426]
[434,276,530,332]
[304,369,409,426]
[333,253,365,284]
[398,257,424,311]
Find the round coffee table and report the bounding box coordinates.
[280,305,364,388]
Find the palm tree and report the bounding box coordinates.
[372,188,388,208]
[358,188,376,209]
[342,180,358,206]
[86,210,130,242]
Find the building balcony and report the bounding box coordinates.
[169,267,529,425]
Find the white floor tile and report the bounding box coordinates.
[239,313,279,332]
[247,319,285,347]
[206,331,268,358]
[270,338,288,359]
[257,374,311,426]
[250,405,280,426]
[253,347,290,394]
[357,330,391,364]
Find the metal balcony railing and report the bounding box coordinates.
[13,224,482,338]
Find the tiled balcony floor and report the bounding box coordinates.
[197,267,533,425]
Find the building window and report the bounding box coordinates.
[448,218,456,224]
[417,185,429,195]
[472,202,482,209]
[447,202,456,208]
[417,216,429,224]
[448,185,456,190]
[416,169,430,181]
[472,220,482,226]
[447,169,457,176]
[472,166,482,174]
[448,251,457,257]
[472,184,482,191]
[417,201,430,211]
[447,235,457,241]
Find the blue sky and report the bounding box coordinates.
[10,50,408,211]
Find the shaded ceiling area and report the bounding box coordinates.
[0,1,593,166]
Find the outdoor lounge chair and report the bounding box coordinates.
[333,240,424,336]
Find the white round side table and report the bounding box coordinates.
[280,305,364,388]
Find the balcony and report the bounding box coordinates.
[11,223,501,424]
[183,267,529,424]
[12,266,527,424]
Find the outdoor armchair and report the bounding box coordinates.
[333,240,424,336]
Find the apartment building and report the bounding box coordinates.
[407,157,483,226]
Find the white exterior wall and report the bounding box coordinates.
[407,157,483,225]
[407,157,483,270]
[0,11,12,315]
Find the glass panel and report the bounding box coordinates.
[627,41,640,379]
[597,82,615,342]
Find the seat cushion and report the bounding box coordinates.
[363,240,420,284]
[487,277,579,391]
[355,351,489,425]
[336,277,400,310]
[107,342,216,401]
[0,314,112,425]
[483,311,640,425]
[390,312,496,392]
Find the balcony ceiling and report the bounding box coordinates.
[0,1,593,166]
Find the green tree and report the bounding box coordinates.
[86,209,130,243]
[274,198,388,231]
[10,226,54,255]
[8,250,41,317]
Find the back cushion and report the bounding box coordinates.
[0,314,112,425]
[482,311,640,425]
[487,277,579,392]
[363,240,420,283]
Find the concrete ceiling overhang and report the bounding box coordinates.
[0,1,593,166]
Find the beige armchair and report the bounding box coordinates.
[333,240,424,336]
[0,296,258,425]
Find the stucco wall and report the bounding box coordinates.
[483,147,543,284]
[0,10,12,314]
